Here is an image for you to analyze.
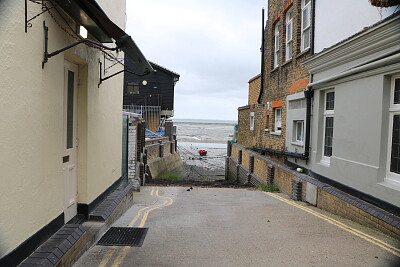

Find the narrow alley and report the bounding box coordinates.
[74,186,400,267]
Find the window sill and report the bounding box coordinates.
[296,48,310,59]
[270,131,282,136]
[270,67,279,73]
[319,159,330,167]
[281,59,292,67]
[378,180,400,191]
[291,141,304,147]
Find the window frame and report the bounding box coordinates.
[295,120,304,143]
[127,82,140,95]
[386,75,400,186]
[322,89,335,165]
[301,0,312,51]
[273,22,280,68]
[285,8,293,61]
[250,112,255,131]
[274,108,282,133]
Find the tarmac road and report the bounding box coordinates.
[74,186,400,267]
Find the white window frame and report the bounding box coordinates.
[301,0,311,51]
[321,89,335,165]
[274,23,280,68]
[285,8,293,61]
[295,120,304,143]
[274,108,282,133]
[250,112,255,131]
[386,75,400,186]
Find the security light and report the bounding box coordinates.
[79,26,88,39]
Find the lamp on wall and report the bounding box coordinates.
[79,26,88,39]
[142,80,148,86]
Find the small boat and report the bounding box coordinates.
[198,150,207,156]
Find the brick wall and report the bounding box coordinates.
[248,74,261,105]
[226,143,400,240]
[238,0,312,158]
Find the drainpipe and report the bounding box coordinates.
[258,9,266,104]
[303,81,313,160]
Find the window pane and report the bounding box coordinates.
[304,0,311,5]
[302,8,310,29]
[67,70,74,149]
[303,28,310,50]
[390,115,400,174]
[394,79,400,104]
[275,109,282,131]
[324,117,334,157]
[296,121,303,141]
[326,92,335,110]
[287,43,292,60]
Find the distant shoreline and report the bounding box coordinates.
[173,118,237,125]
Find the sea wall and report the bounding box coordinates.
[144,136,186,179]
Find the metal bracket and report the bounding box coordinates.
[42,21,119,68]
[25,0,53,33]
[98,60,151,87]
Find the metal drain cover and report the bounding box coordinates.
[97,227,149,247]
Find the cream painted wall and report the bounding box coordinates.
[0,0,127,257]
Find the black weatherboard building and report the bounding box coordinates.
[123,56,180,119]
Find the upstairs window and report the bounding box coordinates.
[273,23,280,68]
[285,8,293,61]
[127,82,140,95]
[301,0,312,51]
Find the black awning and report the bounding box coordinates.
[53,0,153,74]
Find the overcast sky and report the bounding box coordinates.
[126,0,266,121]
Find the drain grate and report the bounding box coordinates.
[97,227,149,247]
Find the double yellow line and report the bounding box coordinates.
[99,187,173,267]
[264,192,400,257]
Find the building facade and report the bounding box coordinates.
[0,0,150,265]
[299,12,400,208]
[123,61,180,132]
[234,0,400,230]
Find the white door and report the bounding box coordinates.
[63,61,78,223]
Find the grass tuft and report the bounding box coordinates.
[159,172,180,181]
[258,183,279,192]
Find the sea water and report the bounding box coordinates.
[173,119,237,178]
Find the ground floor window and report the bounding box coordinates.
[250,112,255,131]
[295,120,304,142]
[274,108,282,133]
[322,89,334,164]
[386,76,400,185]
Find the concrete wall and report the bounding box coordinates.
[0,0,126,257]
[314,0,399,53]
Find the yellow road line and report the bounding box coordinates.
[264,192,400,257]
[266,193,400,253]
[98,246,116,267]
[138,198,173,228]
[150,186,155,196]
[109,187,173,266]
